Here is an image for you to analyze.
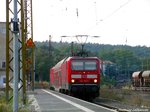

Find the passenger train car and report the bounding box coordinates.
[50,57,101,99]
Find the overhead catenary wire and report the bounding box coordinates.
[87,0,133,32]
[57,0,132,43]
[99,0,132,22]
[76,8,79,17]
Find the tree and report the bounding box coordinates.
[99,48,141,80]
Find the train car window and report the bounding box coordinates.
[72,61,84,70]
[85,61,97,70]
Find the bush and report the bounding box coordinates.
[100,86,150,108]
[0,90,33,112]
[0,103,12,112]
[34,81,49,89]
[100,86,124,101]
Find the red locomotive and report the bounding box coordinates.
[50,56,101,99]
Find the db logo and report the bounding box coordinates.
[82,75,87,78]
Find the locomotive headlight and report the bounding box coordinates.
[94,79,97,83]
[71,79,75,83]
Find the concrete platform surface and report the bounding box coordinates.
[32,89,116,112]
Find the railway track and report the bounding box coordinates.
[63,94,119,112]
[132,87,150,91]
[93,97,150,112]
[74,96,134,112]
[68,95,124,112]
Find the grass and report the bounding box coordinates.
[100,86,124,101]
[0,90,33,112]
[100,85,150,108]
[34,81,49,89]
[0,91,12,112]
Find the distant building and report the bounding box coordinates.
[0,22,6,88]
[101,60,116,77]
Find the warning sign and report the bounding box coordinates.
[26,38,35,47]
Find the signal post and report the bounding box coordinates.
[6,0,34,111]
[26,38,35,91]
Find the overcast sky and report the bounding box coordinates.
[1,0,150,46]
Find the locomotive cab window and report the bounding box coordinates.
[85,61,97,70]
[71,60,97,70]
[71,61,83,70]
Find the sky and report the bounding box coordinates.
[1,0,150,46]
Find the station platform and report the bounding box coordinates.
[30,89,116,112]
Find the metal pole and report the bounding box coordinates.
[34,48,36,88]
[32,48,35,91]
[13,0,19,111]
[6,0,10,102]
[13,35,19,112]
[71,42,74,56]
[49,35,51,56]
[21,0,26,104]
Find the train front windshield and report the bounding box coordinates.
[71,60,97,71]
